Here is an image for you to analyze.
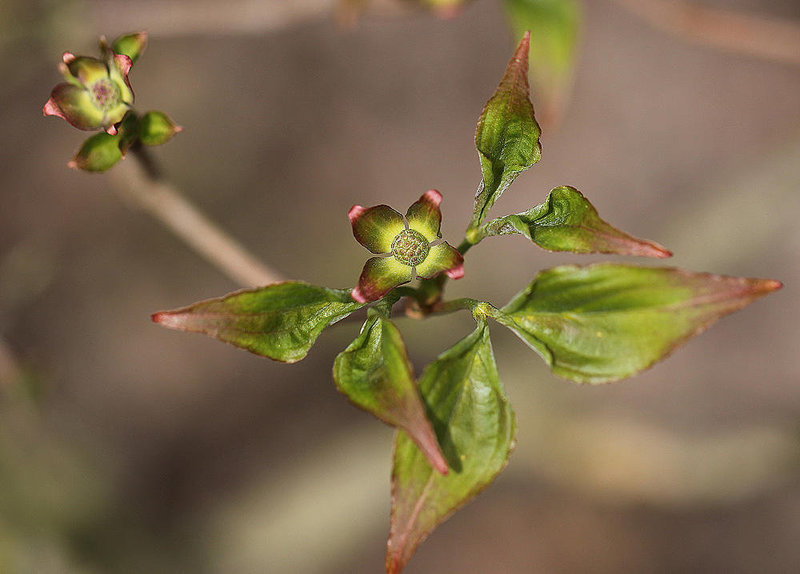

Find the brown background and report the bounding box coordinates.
[1,0,799,572]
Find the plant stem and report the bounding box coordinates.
[432,297,481,315]
[111,146,284,287]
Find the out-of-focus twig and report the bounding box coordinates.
[110,146,283,287]
[89,0,408,37]
[608,0,800,65]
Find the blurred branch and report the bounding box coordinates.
[89,0,408,37]
[110,147,284,287]
[608,0,800,65]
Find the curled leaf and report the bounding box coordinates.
[480,185,671,257]
[152,282,364,363]
[493,264,782,383]
[473,31,541,227]
[334,312,447,474]
[387,318,515,573]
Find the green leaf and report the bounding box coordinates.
[387,318,515,573]
[472,31,541,227]
[152,282,365,363]
[503,0,581,122]
[139,110,181,146]
[333,311,447,474]
[111,32,148,64]
[480,185,672,257]
[493,264,782,383]
[69,132,123,172]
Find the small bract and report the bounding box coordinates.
[349,190,464,303]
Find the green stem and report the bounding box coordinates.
[432,297,481,315]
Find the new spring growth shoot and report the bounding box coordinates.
[150,31,782,574]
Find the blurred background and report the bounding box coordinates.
[2,0,800,572]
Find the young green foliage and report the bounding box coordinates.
[472,31,541,228]
[477,185,671,257]
[387,317,515,574]
[492,264,782,383]
[333,308,448,474]
[153,282,364,363]
[143,29,782,574]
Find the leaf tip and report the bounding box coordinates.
[516,30,531,66]
[756,278,783,294]
[639,241,672,259]
[151,311,181,329]
[445,263,464,280]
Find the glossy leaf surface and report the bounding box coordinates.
[387,319,515,573]
[153,282,364,363]
[473,32,541,226]
[333,312,447,474]
[480,186,671,257]
[494,264,782,383]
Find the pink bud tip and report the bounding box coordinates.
[348,205,366,224]
[62,52,76,64]
[446,264,464,280]
[43,98,63,118]
[423,189,442,207]
[351,287,369,304]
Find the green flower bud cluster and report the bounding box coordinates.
[43,32,181,172]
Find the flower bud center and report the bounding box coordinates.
[391,229,429,267]
[91,78,121,111]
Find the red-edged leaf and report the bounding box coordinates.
[473,31,541,226]
[333,312,448,474]
[480,185,671,257]
[153,282,364,363]
[387,318,515,573]
[493,264,782,383]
